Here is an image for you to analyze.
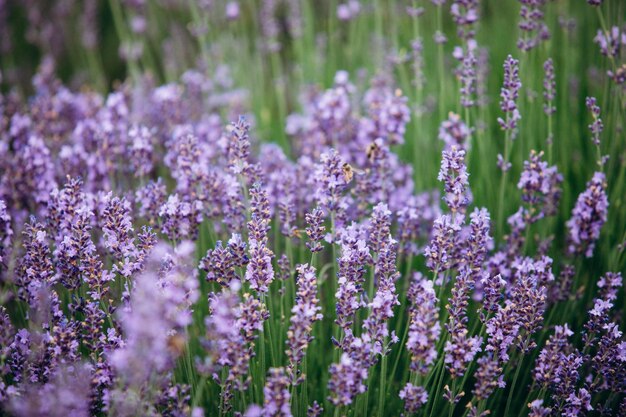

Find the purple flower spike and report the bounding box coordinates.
[566,172,608,258]
[497,55,522,138]
[263,367,292,417]
[399,383,429,414]
[439,113,471,151]
[585,97,603,146]
[438,146,471,216]
[406,274,441,373]
[286,264,323,384]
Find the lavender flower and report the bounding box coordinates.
[424,214,462,274]
[101,193,137,277]
[362,236,400,356]
[109,242,198,389]
[459,49,477,108]
[327,353,368,406]
[17,218,55,303]
[439,113,471,150]
[368,202,392,254]
[159,193,203,243]
[305,207,325,253]
[451,0,479,41]
[314,149,352,216]
[406,274,441,373]
[337,1,361,21]
[227,116,253,177]
[399,383,428,414]
[285,264,322,384]
[517,150,563,222]
[528,399,551,417]
[444,266,482,378]
[263,367,292,417]
[585,97,603,146]
[203,283,264,411]
[517,0,550,52]
[534,324,574,389]
[563,388,592,417]
[128,124,153,177]
[543,58,556,116]
[0,199,12,270]
[566,172,608,257]
[594,26,625,58]
[135,178,167,226]
[307,401,323,417]
[335,238,371,332]
[411,38,426,90]
[498,55,522,138]
[438,146,471,216]
[472,353,505,401]
[246,184,275,293]
[6,363,91,417]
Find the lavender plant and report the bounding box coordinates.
[0,1,625,417]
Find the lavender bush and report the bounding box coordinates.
[0,1,625,416]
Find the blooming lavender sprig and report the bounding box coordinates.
[307,401,323,417]
[54,204,96,289]
[510,258,550,351]
[533,324,574,389]
[335,237,371,332]
[458,48,477,108]
[411,38,426,91]
[363,236,400,356]
[497,55,522,138]
[594,26,625,58]
[368,202,391,254]
[246,183,275,293]
[128,124,153,177]
[135,178,167,227]
[327,353,368,406]
[159,193,203,243]
[6,363,92,417]
[314,149,352,218]
[305,207,325,253]
[203,281,268,411]
[585,97,603,146]
[566,172,608,258]
[200,233,248,287]
[424,214,462,275]
[285,264,322,384]
[263,367,292,417]
[0,199,13,271]
[444,211,491,379]
[517,0,550,52]
[517,150,563,223]
[543,58,556,116]
[110,242,199,386]
[444,266,483,379]
[17,218,55,304]
[438,146,471,216]
[583,272,622,348]
[337,1,361,21]
[227,116,253,177]
[451,0,479,41]
[439,113,471,151]
[406,273,441,373]
[101,193,137,277]
[399,383,429,414]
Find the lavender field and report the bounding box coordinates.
[0,0,625,416]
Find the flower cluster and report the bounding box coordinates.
[0,2,624,416]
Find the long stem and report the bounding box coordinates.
[378,353,388,417]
